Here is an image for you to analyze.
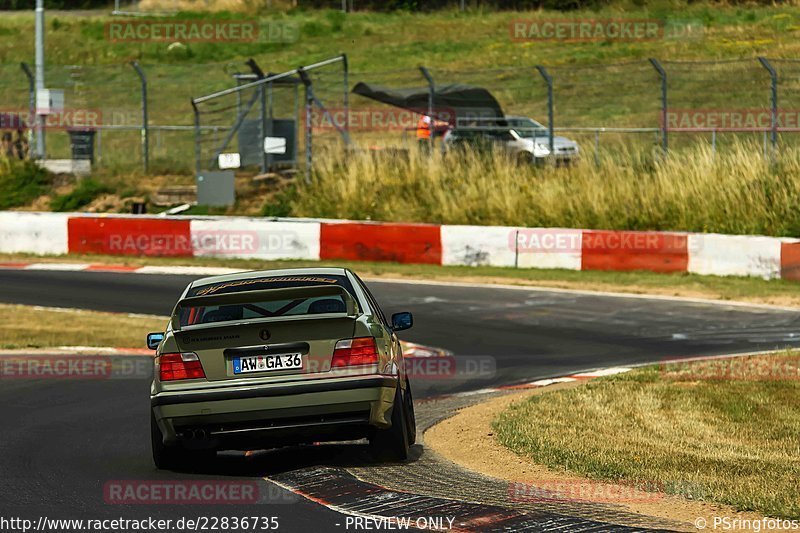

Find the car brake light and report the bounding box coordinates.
[159,352,205,381]
[332,337,378,367]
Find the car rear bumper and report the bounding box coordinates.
[151,375,398,449]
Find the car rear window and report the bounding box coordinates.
[180,295,349,327]
[180,274,357,327]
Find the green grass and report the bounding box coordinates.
[1,4,798,69]
[493,352,800,518]
[0,302,165,349]
[1,4,800,171]
[2,251,800,307]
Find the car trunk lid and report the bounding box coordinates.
[169,286,359,382]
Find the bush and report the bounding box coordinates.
[50,178,111,212]
[0,159,50,210]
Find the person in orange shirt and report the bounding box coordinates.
[416,114,449,152]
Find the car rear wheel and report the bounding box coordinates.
[369,386,409,461]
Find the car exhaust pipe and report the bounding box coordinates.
[181,429,208,440]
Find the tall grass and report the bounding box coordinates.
[0,158,51,210]
[290,141,800,236]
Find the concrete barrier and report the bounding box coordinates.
[1,211,798,281]
[0,212,69,255]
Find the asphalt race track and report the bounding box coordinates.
[1,269,799,532]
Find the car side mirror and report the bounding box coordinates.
[391,312,413,332]
[146,332,165,350]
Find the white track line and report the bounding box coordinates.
[366,276,800,312]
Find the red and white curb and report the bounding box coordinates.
[449,349,790,398]
[0,262,243,277]
[3,211,800,280]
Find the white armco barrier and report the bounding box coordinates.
[0,212,69,255]
[189,218,321,261]
[687,233,783,279]
[441,225,582,270]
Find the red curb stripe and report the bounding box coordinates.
[68,217,193,257]
[0,262,32,269]
[781,241,800,281]
[320,222,442,265]
[84,264,140,272]
[581,230,688,273]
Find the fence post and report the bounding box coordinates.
[267,81,274,171]
[419,66,435,153]
[711,130,716,159]
[594,129,600,167]
[20,62,36,159]
[130,61,149,173]
[191,99,201,176]
[535,65,554,156]
[298,67,313,184]
[342,53,349,148]
[758,56,778,155]
[649,58,668,155]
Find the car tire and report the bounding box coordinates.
[370,386,410,461]
[404,380,417,446]
[151,411,181,470]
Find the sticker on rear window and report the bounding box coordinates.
[191,276,343,297]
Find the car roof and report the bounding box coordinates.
[189,267,350,289]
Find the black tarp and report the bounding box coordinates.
[352,82,505,125]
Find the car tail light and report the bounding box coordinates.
[332,337,378,368]
[159,352,205,381]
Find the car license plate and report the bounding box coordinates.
[233,353,303,374]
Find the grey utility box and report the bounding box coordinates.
[196,171,235,207]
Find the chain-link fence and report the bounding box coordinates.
[1,56,798,175]
[191,55,348,182]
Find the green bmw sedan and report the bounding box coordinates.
[147,267,416,469]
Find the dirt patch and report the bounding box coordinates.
[424,384,785,532]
